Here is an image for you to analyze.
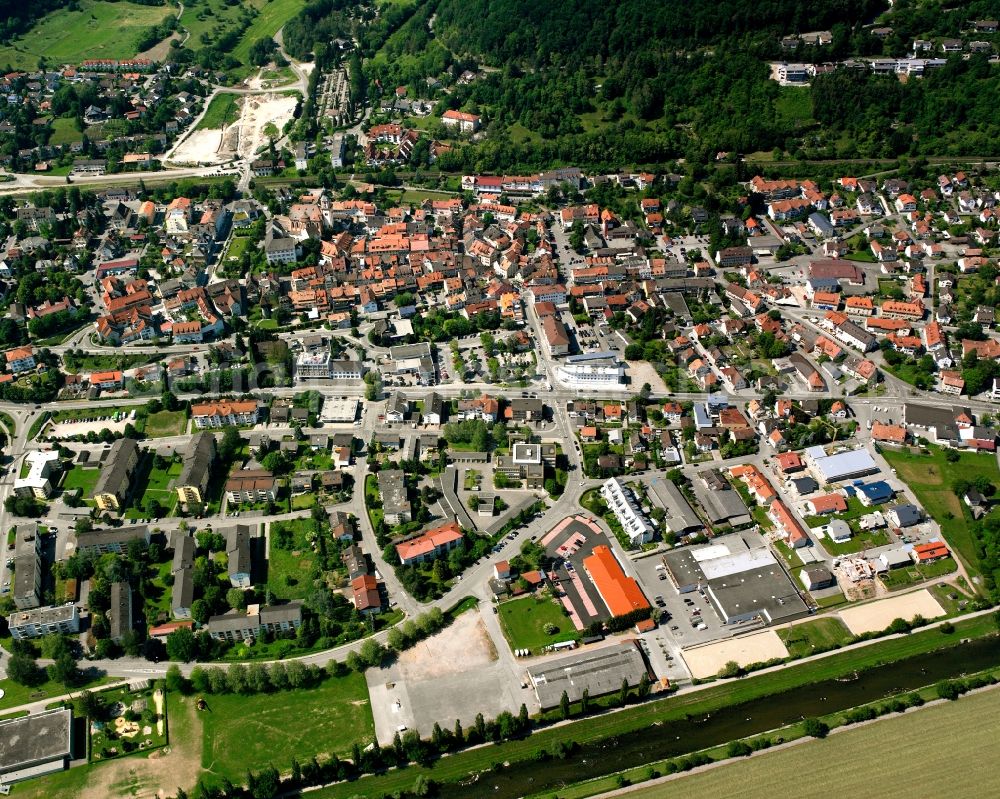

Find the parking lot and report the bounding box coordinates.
[539,516,617,630]
[630,551,731,647]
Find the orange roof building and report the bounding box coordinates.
[582,545,650,618]
[913,542,949,563]
[774,452,804,473]
[872,422,907,444]
[396,520,464,566]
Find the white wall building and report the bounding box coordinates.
[600,477,655,545]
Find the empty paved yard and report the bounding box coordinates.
[367,609,528,743]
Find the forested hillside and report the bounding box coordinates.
[274,0,1000,171]
[433,0,887,65]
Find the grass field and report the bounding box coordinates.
[48,116,82,146]
[774,86,814,126]
[0,1,173,70]
[199,673,373,784]
[61,465,100,498]
[618,685,1000,799]
[196,93,241,130]
[882,446,1000,580]
[776,617,853,658]
[143,409,188,437]
[230,0,306,66]
[267,517,319,600]
[498,594,580,652]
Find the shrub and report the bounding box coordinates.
[802,717,829,739]
[726,740,753,758]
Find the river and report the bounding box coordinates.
[438,635,1000,799]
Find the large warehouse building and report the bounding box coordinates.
[0,708,74,784]
[661,534,808,626]
[805,446,880,484]
[526,642,648,709]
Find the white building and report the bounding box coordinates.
[556,352,627,388]
[8,604,80,639]
[13,450,61,499]
[264,237,298,265]
[600,477,655,545]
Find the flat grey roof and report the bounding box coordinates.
[526,643,647,709]
[75,525,150,550]
[0,708,72,773]
[692,480,750,526]
[706,564,808,625]
[662,548,705,591]
[647,476,702,533]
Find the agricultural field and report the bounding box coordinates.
[498,594,580,652]
[882,446,1000,579]
[199,673,373,785]
[0,1,173,71]
[624,686,1000,799]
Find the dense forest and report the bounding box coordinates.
[433,0,886,65]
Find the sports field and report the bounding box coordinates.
[681,631,788,679]
[0,1,172,70]
[838,589,945,635]
[608,686,1000,799]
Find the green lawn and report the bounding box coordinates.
[816,528,891,556]
[199,673,373,785]
[124,457,181,519]
[498,594,580,653]
[881,557,958,591]
[0,671,112,711]
[61,465,100,497]
[196,93,241,130]
[267,518,319,600]
[48,116,82,146]
[143,410,188,437]
[0,1,173,69]
[222,234,252,265]
[776,617,853,658]
[882,446,1000,581]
